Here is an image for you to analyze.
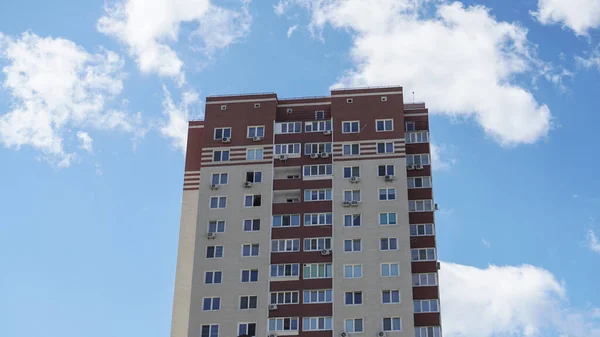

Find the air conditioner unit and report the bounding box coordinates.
[221,137,231,143]
[320,152,330,158]
[406,164,415,170]
[323,130,332,135]
[437,261,441,270]
[342,201,351,207]
[278,155,288,161]
[207,232,217,239]
[252,136,263,142]
[350,176,360,183]
[378,332,386,337]
[340,333,347,337]
[320,249,332,256]
[310,153,319,159]
[351,200,359,207]
[243,181,253,188]
[415,164,424,170]
[384,175,395,181]
[268,304,278,310]
[209,184,219,190]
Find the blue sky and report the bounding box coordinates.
[1,0,600,336]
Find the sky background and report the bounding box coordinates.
[1,0,600,336]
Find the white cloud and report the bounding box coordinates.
[287,25,298,38]
[430,142,455,171]
[76,131,93,153]
[160,85,200,152]
[532,0,600,36]
[0,32,139,167]
[586,230,600,253]
[576,48,600,70]
[97,0,252,84]
[440,262,600,337]
[282,0,555,146]
[481,238,491,249]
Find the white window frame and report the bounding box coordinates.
[208,220,225,233]
[270,291,300,305]
[410,224,435,236]
[381,262,400,277]
[409,200,434,212]
[344,264,363,278]
[315,110,325,120]
[344,239,361,252]
[244,194,262,208]
[247,125,265,138]
[408,177,432,189]
[209,196,227,209]
[213,127,231,140]
[407,154,431,166]
[344,291,363,305]
[305,120,332,133]
[241,269,259,283]
[406,121,416,132]
[382,290,401,304]
[270,263,300,278]
[342,121,360,133]
[245,171,262,183]
[246,148,264,160]
[303,263,333,279]
[238,323,257,337]
[272,214,301,227]
[414,299,440,313]
[268,317,299,332]
[243,219,261,232]
[277,122,302,134]
[275,143,301,156]
[343,189,361,202]
[202,297,221,311]
[376,141,394,154]
[271,239,300,253]
[379,212,397,226]
[305,143,332,155]
[303,237,332,251]
[242,243,260,257]
[344,318,364,333]
[411,248,437,262]
[415,326,442,337]
[204,270,222,284]
[211,173,228,185]
[304,189,332,201]
[200,324,219,337]
[304,213,333,226]
[406,131,429,144]
[213,150,230,162]
[206,245,224,259]
[343,143,360,156]
[378,164,395,176]
[303,289,332,304]
[304,164,333,178]
[380,237,398,251]
[239,295,258,309]
[376,119,394,132]
[412,273,438,287]
[302,317,333,331]
[344,214,361,227]
[382,317,402,332]
[343,166,360,178]
[378,188,396,201]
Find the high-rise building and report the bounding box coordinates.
[170,86,441,337]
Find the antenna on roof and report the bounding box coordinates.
[412,91,415,103]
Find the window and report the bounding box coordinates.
[345,291,362,305]
[213,150,230,162]
[377,142,394,154]
[376,119,393,131]
[272,214,301,227]
[271,239,300,252]
[203,297,220,311]
[344,214,361,227]
[406,131,429,144]
[246,171,262,183]
[240,295,258,309]
[407,154,431,166]
[343,166,360,178]
[303,317,332,331]
[406,121,416,131]
[378,165,395,176]
[206,246,223,258]
[238,323,256,337]
[303,289,332,304]
[344,264,362,278]
[304,164,333,177]
[247,126,265,138]
[411,248,436,261]
[243,219,260,232]
[305,143,332,155]
[379,188,396,200]
[211,173,228,185]
[315,110,325,120]
[241,269,259,283]
[343,143,360,155]
[270,291,299,305]
[343,190,361,202]
[305,120,332,132]
[201,325,219,337]
[410,224,435,236]
[380,238,398,251]
[409,200,434,212]
[271,263,300,278]
[382,290,400,304]
[304,238,332,251]
[412,273,438,287]
[214,127,231,140]
[242,243,259,257]
[208,220,225,233]
[408,177,432,189]
[209,196,227,209]
[246,148,264,160]
[268,317,299,332]
[344,318,363,333]
[304,213,332,226]
[275,143,301,155]
[381,263,400,277]
[415,326,442,337]
[344,239,361,252]
[277,122,302,134]
[244,194,262,207]
[304,189,332,201]
[379,212,397,225]
[303,263,333,279]
[414,299,440,313]
[205,271,222,284]
[383,317,402,331]
[342,121,360,133]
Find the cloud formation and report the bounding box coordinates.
[160,86,200,152]
[532,0,600,36]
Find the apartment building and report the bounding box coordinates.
[170,86,441,337]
